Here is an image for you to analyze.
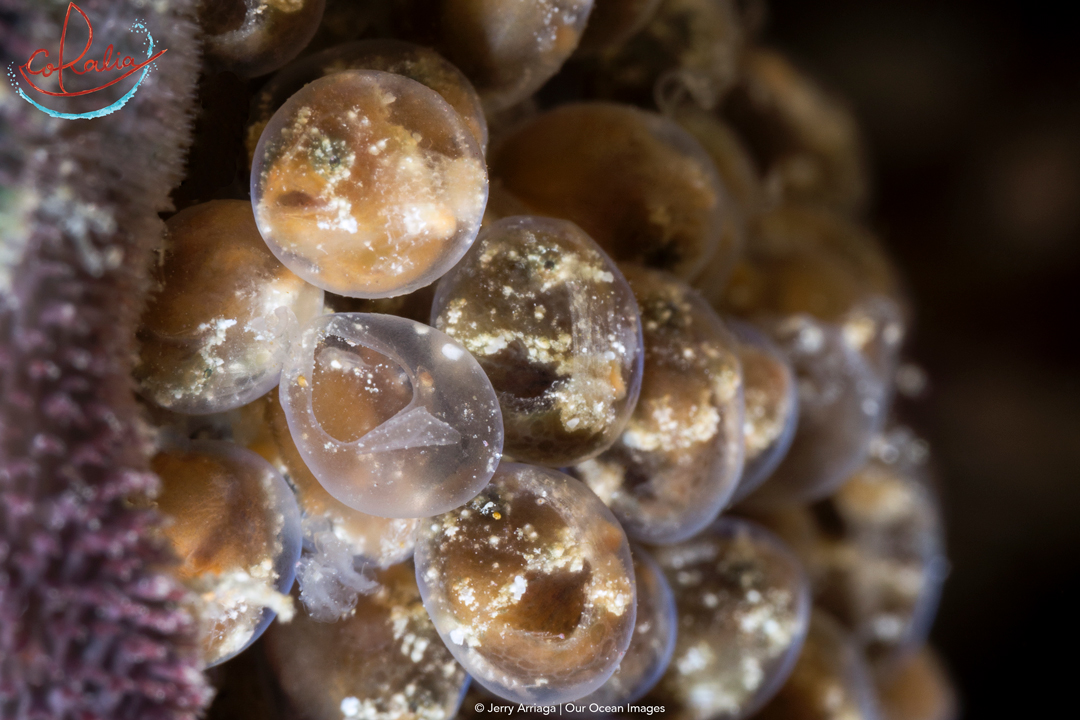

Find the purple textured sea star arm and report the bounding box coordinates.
[0,1,210,718]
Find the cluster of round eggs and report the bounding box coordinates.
[142,2,953,720]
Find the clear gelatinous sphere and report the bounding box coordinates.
[591,0,743,111]
[264,562,470,720]
[414,463,636,704]
[740,315,887,506]
[432,216,644,466]
[150,440,302,667]
[266,394,418,568]
[491,102,727,281]
[722,47,869,215]
[729,321,799,502]
[570,266,744,545]
[754,612,883,720]
[395,0,595,113]
[750,427,948,666]
[136,200,324,415]
[159,391,422,577]
[251,70,488,298]
[721,205,904,505]
[259,393,420,621]
[279,313,503,518]
[200,0,326,78]
[672,102,765,219]
[724,204,908,381]
[877,647,958,720]
[646,517,811,720]
[671,102,764,303]
[583,544,677,705]
[246,39,488,163]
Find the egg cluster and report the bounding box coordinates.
[138,3,953,720]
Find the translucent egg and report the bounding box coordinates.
[672,103,765,217]
[251,70,488,298]
[414,463,636,704]
[246,39,488,163]
[877,647,958,720]
[158,392,422,579]
[671,102,764,302]
[723,204,908,381]
[279,313,503,518]
[200,0,326,78]
[432,216,644,466]
[722,48,869,214]
[583,544,677,705]
[394,0,595,112]
[578,0,665,53]
[150,440,302,667]
[570,266,744,545]
[490,102,728,280]
[267,390,423,564]
[248,393,418,620]
[136,200,324,415]
[739,315,887,506]
[729,321,799,502]
[590,0,743,111]
[646,517,811,720]
[749,427,948,666]
[754,612,883,720]
[264,562,470,720]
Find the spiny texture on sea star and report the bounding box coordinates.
[0,1,209,717]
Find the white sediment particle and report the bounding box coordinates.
[456,582,477,609]
[676,570,702,586]
[737,590,795,652]
[341,696,361,717]
[732,642,764,688]
[589,582,631,617]
[843,313,877,351]
[872,614,906,641]
[509,575,528,602]
[795,323,825,354]
[677,643,712,674]
[401,632,430,663]
[390,610,410,642]
[316,196,358,234]
[573,460,623,504]
[622,394,720,452]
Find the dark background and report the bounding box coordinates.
[763,1,1080,716]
